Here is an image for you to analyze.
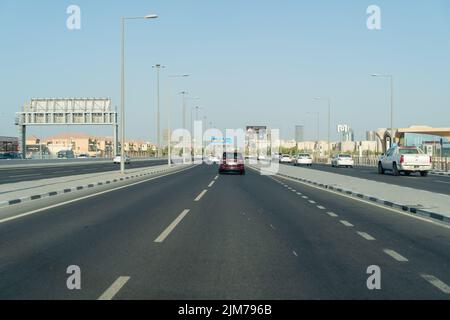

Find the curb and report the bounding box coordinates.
[271,171,450,225]
[0,166,186,209]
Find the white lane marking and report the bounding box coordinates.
[383,249,409,262]
[194,190,208,201]
[293,251,298,257]
[302,196,308,199]
[261,169,450,230]
[9,173,42,178]
[308,200,316,204]
[421,274,450,294]
[340,220,354,227]
[434,180,450,185]
[270,224,275,230]
[357,231,376,241]
[208,181,215,188]
[317,205,326,210]
[0,165,197,225]
[215,175,219,180]
[327,212,338,217]
[297,192,302,195]
[154,209,190,243]
[98,276,130,300]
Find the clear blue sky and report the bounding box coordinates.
[0,0,449,141]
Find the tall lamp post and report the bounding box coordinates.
[314,97,331,157]
[120,13,158,174]
[153,64,165,158]
[167,75,190,166]
[307,111,320,156]
[371,74,394,148]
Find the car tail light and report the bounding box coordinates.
[400,155,405,164]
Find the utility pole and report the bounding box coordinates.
[153,64,165,157]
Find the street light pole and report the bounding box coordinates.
[314,97,331,156]
[180,91,188,163]
[120,14,158,174]
[372,74,394,147]
[153,64,165,158]
[167,75,189,166]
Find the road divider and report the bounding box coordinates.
[0,164,194,211]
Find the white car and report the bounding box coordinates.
[331,154,354,168]
[378,146,431,177]
[293,153,313,166]
[207,155,220,164]
[113,155,130,164]
[279,154,292,163]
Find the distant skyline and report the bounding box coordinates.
[1,0,449,142]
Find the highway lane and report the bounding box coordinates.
[0,159,167,184]
[284,163,450,195]
[0,164,448,299]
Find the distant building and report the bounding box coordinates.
[0,136,19,152]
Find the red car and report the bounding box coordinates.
[219,152,245,175]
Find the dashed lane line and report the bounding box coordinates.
[356,231,376,241]
[154,209,190,243]
[383,249,409,262]
[421,274,450,294]
[194,190,208,202]
[98,276,130,300]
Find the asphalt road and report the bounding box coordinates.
[0,164,448,299]
[0,159,167,184]
[283,163,450,195]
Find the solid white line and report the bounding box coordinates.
[340,220,354,227]
[357,231,376,241]
[383,249,409,262]
[9,173,42,178]
[154,209,190,243]
[208,181,215,188]
[98,276,130,300]
[0,165,196,225]
[194,190,208,201]
[317,205,326,210]
[421,274,450,294]
[327,212,338,217]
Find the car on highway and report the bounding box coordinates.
[378,146,432,177]
[207,154,220,164]
[113,155,131,164]
[219,152,245,175]
[279,154,292,164]
[331,154,354,168]
[57,150,75,159]
[293,153,313,166]
[77,153,89,159]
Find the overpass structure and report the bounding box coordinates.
[15,98,118,158]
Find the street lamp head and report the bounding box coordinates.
[371,74,380,77]
[144,14,158,19]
